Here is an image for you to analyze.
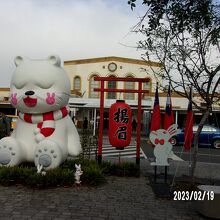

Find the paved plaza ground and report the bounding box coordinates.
[0,176,206,220]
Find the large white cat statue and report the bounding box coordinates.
[0,55,82,169]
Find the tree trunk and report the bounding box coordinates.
[190,109,211,181]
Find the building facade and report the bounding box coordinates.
[0,56,219,133]
[64,56,160,131]
[64,56,220,132]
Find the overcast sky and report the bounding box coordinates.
[0,0,145,87]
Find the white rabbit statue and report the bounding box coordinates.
[74,164,83,184]
[150,124,180,166]
[37,164,46,176]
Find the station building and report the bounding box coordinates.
[64,56,220,132]
[0,56,219,133]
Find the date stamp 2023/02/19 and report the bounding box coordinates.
[173,191,215,201]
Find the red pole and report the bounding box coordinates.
[136,81,142,165]
[98,80,104,164]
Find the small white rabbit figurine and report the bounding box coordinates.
[150,124,180,166]
[37,164,46,176]
[74,164,83,184]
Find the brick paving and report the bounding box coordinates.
[0,174,206,220]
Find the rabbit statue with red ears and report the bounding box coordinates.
[149,124,181,166]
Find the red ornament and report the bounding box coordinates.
[108,100,132,149]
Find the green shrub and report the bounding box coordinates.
[0,159,139,188]
[99,161,140,177]
[25,168,74,188]
[81,165,106,186]
[63,158,106,186]
[62,158,100,170]
[65,158,140,177]
[0,166,34,186]
[25,173,46,188]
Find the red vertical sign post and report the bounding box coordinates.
[94,77,150,165]
[97,81,105,159]
[136,81,142,163]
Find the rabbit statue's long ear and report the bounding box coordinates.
[167,124,181,137]
[75,164,79,169]
[37,164,42,172]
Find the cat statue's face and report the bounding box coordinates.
[10,55,70,114]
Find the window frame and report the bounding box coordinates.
[143,77,152,100]
[89,74,100,98]
[73,75,81,91]
[124,75,135,100]
[107,75,117,99]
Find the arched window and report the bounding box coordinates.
[89,75,100,98]
[73,76,81,91]
[143,78,152,99]
[107,75,117,99]
[124,76,135,100]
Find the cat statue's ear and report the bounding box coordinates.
[47,55,61,67]
[14,56,25,66]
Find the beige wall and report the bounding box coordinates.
[64,57,162,100]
